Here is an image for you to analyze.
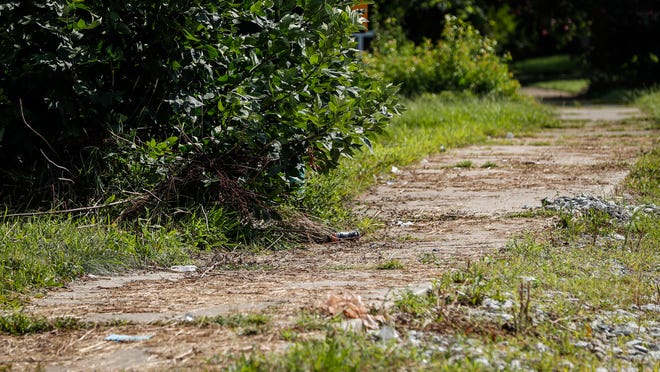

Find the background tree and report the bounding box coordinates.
[370,0,516,48]
[370,0,660,86]
[586,0,660,86]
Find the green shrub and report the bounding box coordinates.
[0,1,399,215]
[363,15,519,97]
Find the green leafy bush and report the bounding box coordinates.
[363,15,519,97]
[0,1,398,215]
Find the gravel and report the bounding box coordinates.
[403,298,660,370]
[541,194,660,222]
[398,194,660,369]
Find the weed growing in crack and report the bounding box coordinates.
[418,252,443,266]
[454,160,474,168]
[510,279,534,335]
[279,328,299,342]
[0,312,87,335]
[377,259,404,270]
[394,290,433,318]
[582,209,616,245]
[196,313,271,335]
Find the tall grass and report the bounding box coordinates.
[633,87,660,124]
[0,216,191,306]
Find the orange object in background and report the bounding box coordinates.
[351,3,369,30]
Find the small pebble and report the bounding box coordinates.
[536,342,551,353]
[573,340,589,348]
[641,304,660,312]
[474,358,490,367]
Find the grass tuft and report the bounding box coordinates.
[0,216,191,307]
[0,311,86,335]
[454,160,474,168]
[376,259,405,270]
[633,87,660,124]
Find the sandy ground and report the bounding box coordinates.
[2,89,659,371]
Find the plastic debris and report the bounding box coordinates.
[329,230,360,242]
[170,265,197,272]
[391,166,400,174]
[322,292,384,330]
[372,326,399,342]
[396,220,414,227]
[105,334,153,342]
[182,312,195,322]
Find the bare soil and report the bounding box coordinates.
[3,89,659,371]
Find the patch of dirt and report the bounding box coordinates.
[3,89,659,371]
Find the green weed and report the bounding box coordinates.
[418,252,443,266]
[0,312,86,335]
[293,311,334,333]
[377,260,404,270]
[394,290,434,317]
[454,160,474,168]
[228,330,428,371]
[626,147,660,202]
[0,312,52,335]
[196,313,271,335]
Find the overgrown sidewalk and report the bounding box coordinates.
[2,92,659,370]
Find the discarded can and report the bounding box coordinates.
[330,230,360,242]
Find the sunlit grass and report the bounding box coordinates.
[0,216,191,306]
[529,79,589,93]
[228,90,660,371]
[298,93,558,223]
[511,54,582,76]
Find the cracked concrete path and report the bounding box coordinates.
[4,88,659,371]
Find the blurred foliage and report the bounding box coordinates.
[587,1,660,87]
[370,0,516,49]
[370,0,660,87]
[363,16,519,97]
[0,1,399,216]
